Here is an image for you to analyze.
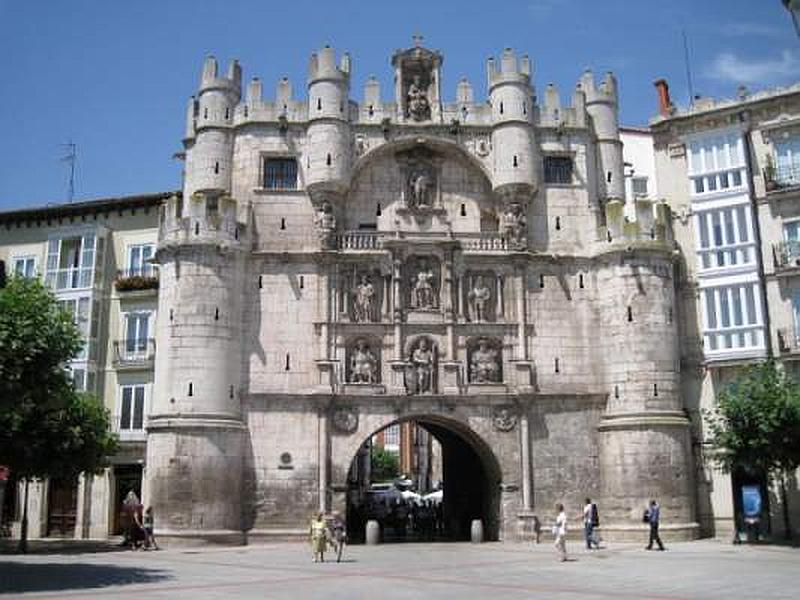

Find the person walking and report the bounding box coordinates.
[553,503,568,562]
[310,512,327,563]
[583,498,600,550]
[143,506,159,550]
[645,499,665,551]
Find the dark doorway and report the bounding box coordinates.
[46,478,78,537]
[346,416,500,543]
[113,464,142,535]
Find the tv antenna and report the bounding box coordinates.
[61,141,77,202]
[682,29,695,106]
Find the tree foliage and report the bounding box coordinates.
[0,276,118,480]
[371,446,400,482]
[704,360,800,538]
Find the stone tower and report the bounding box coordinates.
[146,56,249,543]
[582,70,625,202]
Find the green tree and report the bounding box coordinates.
[370,446,400,482]
[0,276,118,552]
[704,360,800,540]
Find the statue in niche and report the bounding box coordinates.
[409,338,435,394]
[501,202,527,249]
[349,338,378,384]
[470,338,501,383]
[412,262,437,309]
[407,75,430,121]
[468,275,492,322]
[352,274,376,323]
[408,169,434,208]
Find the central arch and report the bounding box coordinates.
[340,413,502,543]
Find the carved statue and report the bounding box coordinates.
[470,339,501,383]
[407,75,430,121]
[350,339,378,384]
[413,263,436,309]
[353,275,376,322]
[410,338,434,394]
[502,202,527,249]
[408,170,433,208]
[468,275,492,322]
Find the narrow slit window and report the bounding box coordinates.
[460,203,467,217]
[230,385,234,399]
[214,307,219,321]
[188,382,193,396]
[285,353,291,371]
[317,98,322,110]
[499,101,504,115]
[513,155,518,167]
[280,218,286,230]
[539,274,545,288]
[224,107,229,120]
[169,308,174,321]
[299,275,304,289]
[554,358,560,373]
[376,203,382,216]
[654,383,659,397]
[326,153,332,166]
[627,306,633,322]
[214,162,219,174]
[614,385,619,398]
[258,275,263,289]
[607,171,612,183]
[579,274,584,289]
[555,216,561,231]
[195,222,200,235]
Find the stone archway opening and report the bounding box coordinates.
[344,415,501,543]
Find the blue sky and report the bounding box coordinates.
[0,0,797,211]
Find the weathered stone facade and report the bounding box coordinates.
[141,43,700,543]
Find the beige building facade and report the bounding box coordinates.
[2,44,701,544]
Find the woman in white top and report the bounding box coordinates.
[554,503,567,562]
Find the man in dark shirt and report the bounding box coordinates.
[646,499,665,551]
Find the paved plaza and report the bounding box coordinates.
[1,539,798,599]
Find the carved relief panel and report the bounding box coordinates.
[346,337,381,384]
[467,337,503,384]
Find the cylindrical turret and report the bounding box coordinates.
[595,251,698,541]
[582,70,624,201]
[306,46,351,194]
[184,56,241,200]
[146,192,249,544]
[487,49,537,196]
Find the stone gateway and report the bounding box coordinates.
[145,43,699,544]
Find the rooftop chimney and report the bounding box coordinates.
[654,78,672,117]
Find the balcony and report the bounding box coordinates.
[332,231,510,252]
[773,241,800,274]
[112,338,155,370]
[115,267,159,294]
[45,267,94,291]
[766,164,800,194]
[777,328,800,355]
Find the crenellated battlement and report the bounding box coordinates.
[602,198,673,246]
[487,48,531,90]
[580,69,618,107]
[200,55,242,95]
[308,45,351,84]
[159,192,248,250]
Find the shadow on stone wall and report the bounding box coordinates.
[0,562,171,594]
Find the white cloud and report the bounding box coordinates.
[707,49,800,85]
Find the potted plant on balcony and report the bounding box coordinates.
[115,274,159,292]
[764,154,778,192]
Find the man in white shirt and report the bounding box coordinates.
[554,503,567,562]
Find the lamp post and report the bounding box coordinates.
[783,0,800,36]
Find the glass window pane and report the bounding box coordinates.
[694,178,704,194]
[707,175,717,191]
[737,206,748,242]
[745,286,756,325]
[705,291,717,329]
[732,170,742,187]
[720,289,730,327]
[133,387,145,430]
[698,213,709,248]
[724,209,735,245]
[732,287,743,326]
[712,212,723,247]
[121,387,132,430]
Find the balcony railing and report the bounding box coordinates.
[112,338,155,369]
[335,231,382,250]
[45,267,94,290]
[767,164,800,192]
[773,241,800,271]
[459,232,509,252]
[115,268,159,292]
[777,328,800,354]
[332,231,510,252]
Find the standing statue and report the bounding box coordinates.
[407,75,430,121]
[468,275,492,322]
[350,339,378,384]
[470,339,500,383]
[502,202,527,249]
[410,338,434,394]
[353,275,376,322]
[408,170,433,208]
[413,264,436,309]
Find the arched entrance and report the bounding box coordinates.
[343,415,502,543]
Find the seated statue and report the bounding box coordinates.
[470,339,500,383]
[350,339,378,384]
[407,75,430,121]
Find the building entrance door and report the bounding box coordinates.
[46,478,78,537]
[113,464,143,535]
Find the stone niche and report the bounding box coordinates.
[404,335,438,395]
[392,45,442,123]
[463,270,501,323]
[343,336,385,395]
[406,255,441,312]
[467,336,506,393]
[396,147,444,212]
[339,267,387,323]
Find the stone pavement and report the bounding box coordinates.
[1,539,798,599]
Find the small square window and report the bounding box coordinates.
[632,176,648,197]
[543,156,573,184]
[263,158,298,190]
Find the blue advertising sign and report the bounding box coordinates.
[742,485,762,518]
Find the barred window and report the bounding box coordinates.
[544,156,573,184]
[263,158,298,190]
[632,176,649,196]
